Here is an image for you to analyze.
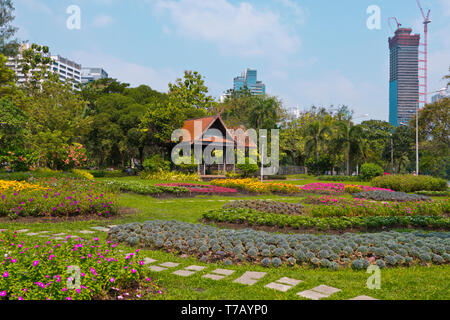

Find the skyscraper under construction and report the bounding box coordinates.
[389,28,420,127]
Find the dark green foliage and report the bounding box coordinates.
[372,174,448,192]
[360,163,384,181]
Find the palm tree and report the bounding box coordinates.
[248,96,279,129]
[336,121,363,176]
[304,121,332,175]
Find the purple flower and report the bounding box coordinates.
[33,260,39,267]
[2,271,8,278]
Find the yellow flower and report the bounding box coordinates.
[0,180,43,192]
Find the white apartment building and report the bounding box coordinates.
[6,44,82,89]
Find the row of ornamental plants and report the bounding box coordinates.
[0,177,118,219]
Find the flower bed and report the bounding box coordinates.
[203,208,450,231]
[103,180,190,196]
[353,190,432,202]
[298,183,394,195]
[211,179,302,195]
[372,174,447,192]
[0,177,118,219]
[156,183,237,195]
[304,196,449,217]
[108,220,450,269]
[0,231,161,300]
[224,200,304,215]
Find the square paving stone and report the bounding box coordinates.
[51,237,65,241]
[203,274,225,281]
[172,270,195,277]
[159,262,180,268]
[143,258,157,265]
[25,233,41,236]
[185,265,206,272]
[78,230,95,234]
[311,285,341,296]
[52,233,66,237]
[211,269,235,276]
[90,227,110,232]
[276,277,303,286]
[349,296,378,300]
[233,271,267,286]
[265,282,293,292]
[297,290,329,300]
[16,229,29,233]
[148,266,167,272]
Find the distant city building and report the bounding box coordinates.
[233,68,266,95]
[6,44,82,89]
[431,89,449,103]
[81,67,109,84]
[51,55,82,88]
[388,28,421,127]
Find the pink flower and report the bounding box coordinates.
[0,291,6,297]
[33,260,39,266]
[3,271,8,278]
[110,278,115,283]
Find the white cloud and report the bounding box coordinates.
[72,49,178,92]
[92,14,115,28]
[151,0,301,57]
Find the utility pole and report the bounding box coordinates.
[391,134,394,173]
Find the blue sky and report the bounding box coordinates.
[13,0,450,121]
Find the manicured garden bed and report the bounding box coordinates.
[155,183,238,195]
[108,220,450,269]
[0,177,118,219]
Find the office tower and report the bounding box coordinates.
[233,68,266,95]
[81,67,109,84]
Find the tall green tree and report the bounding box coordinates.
[304,121,332,175]
[0,0,19,56]
[335,121,363,176]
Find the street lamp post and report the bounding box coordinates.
[260,134,266,183]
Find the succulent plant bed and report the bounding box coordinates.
[108,220,450,269]
[0,177,119,220]
[0,230,162,300]
[223,200,304,215]
[155,183,238,195]
[353,190,432,202]
[203,209,450,232]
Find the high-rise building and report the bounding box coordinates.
[431,89,449,103]
[233,68,266,95]
[81,67,109,84]
[388,28,421,127]
[6,44,82,89]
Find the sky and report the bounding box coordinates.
[12,0,450,122]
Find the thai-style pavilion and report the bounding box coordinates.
[181,114,257,178]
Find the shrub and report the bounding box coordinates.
[344,185,363,194]
[72,169,94,180]
[318,175,360,182]
[372,174,448,192]
[142,155,170,173]
[156,183,237,195]
[360,163,384,181]
[103,180,190,196]
[139,170,201,182]
[236,158,259,177]
[211,179,302,195]
[415,191,450,197]
[0,231,160,300]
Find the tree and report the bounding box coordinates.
[248,95,283,129]
[168,70,216,119]
[388,125,415,173]
[304,121,332,175]
[360,120,394,168]
[335,121,363,176]
[0,0,19,56]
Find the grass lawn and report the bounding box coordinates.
[1,176,449,300]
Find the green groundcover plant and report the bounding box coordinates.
[0,231,161,300]
[102,180,190,196]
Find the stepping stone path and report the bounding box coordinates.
[203,268,235,281]
[143,257,157,265]
[233,271,267,286]
[265,277,303,293]
[172,265,206,277]
[349,295,378,300]
[149,262,180,272]
[78,230,95,234]
[297,285,341,300]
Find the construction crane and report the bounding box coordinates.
[388,17,402,31]
[417,0,432,106]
